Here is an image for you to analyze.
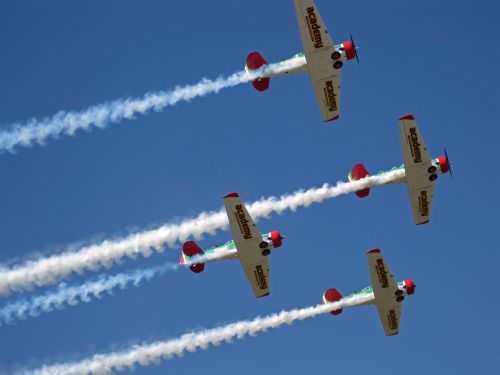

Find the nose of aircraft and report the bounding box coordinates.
[438,148,453,176]
[437,155,450,173]
[404,279,416,295]
[269,230,284,248]
[343,40,356,61]
[343,33,360,63]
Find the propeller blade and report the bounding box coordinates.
[444,147,453,178]
[350,33,360,64]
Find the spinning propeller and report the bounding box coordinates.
[350,33,360,64]
[444,147,453,178]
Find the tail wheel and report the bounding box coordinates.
[261,249,271,256]
[396,296,405,302]
[429,174,438,181]
[395,290,403,296]
[333,61,343,69]
[259,241,269,249]
[331,51,341,60]
[428,165,437,173]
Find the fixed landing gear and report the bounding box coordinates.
[331,51,341,60]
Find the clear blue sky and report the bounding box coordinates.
[1,0,499,373]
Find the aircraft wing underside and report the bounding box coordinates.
[224,194,270,298]
[399,116,435,224]
[367,250,402,336]
[294,0,341,122]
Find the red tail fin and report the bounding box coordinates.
[181,241,205,273]
[322,288,344,315]
[350,164,371,198]
[246,52,270,92]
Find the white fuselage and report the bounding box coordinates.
[248,43,354,78]
[378,157,448,186]
[192,233,277,264]
[325,280,413,308]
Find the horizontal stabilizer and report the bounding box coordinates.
[181,241,205,273]
[246,51,271,92]
[322,287,344,315]
[348,164,371,198]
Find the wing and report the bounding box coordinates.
[367,249,402,336]
[223,193,270,298]
[294,0,340,122]
[377,303,402,337]
[399,115,435,224]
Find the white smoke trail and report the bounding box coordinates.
[0,262,178,326]
[17,293,372,375]
[0,168,404,296]
[0,60,303,153]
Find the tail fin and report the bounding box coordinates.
[245,51,270,92]
[348,164,371,198]
[181,241,205,273]
[321,288,344,315]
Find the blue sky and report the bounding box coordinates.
[1,0,499,373]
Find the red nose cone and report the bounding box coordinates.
[270,230,283,248]
[404,280,416,295]
[438,155,450,174]
[343,41,356,60]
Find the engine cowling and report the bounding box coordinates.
[403,279,416,295]
[348,163,371,198]
[341,40,356,60]
[269,230,283,248]
[321,288,343,315]
[437,155,450,174]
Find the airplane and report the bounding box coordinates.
[179,192,285,298]
[322,249,416,336]
[347,114,452,225]
[245,0,359,122]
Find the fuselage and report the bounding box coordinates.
[245,41,355,78]
[353,156,449,186]
[181,233,275,264]
[323,280,413,308]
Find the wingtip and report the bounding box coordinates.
[399,114,414,121]
[224,192,239,198]
[367,248,381,254]
[324,115,340,123]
